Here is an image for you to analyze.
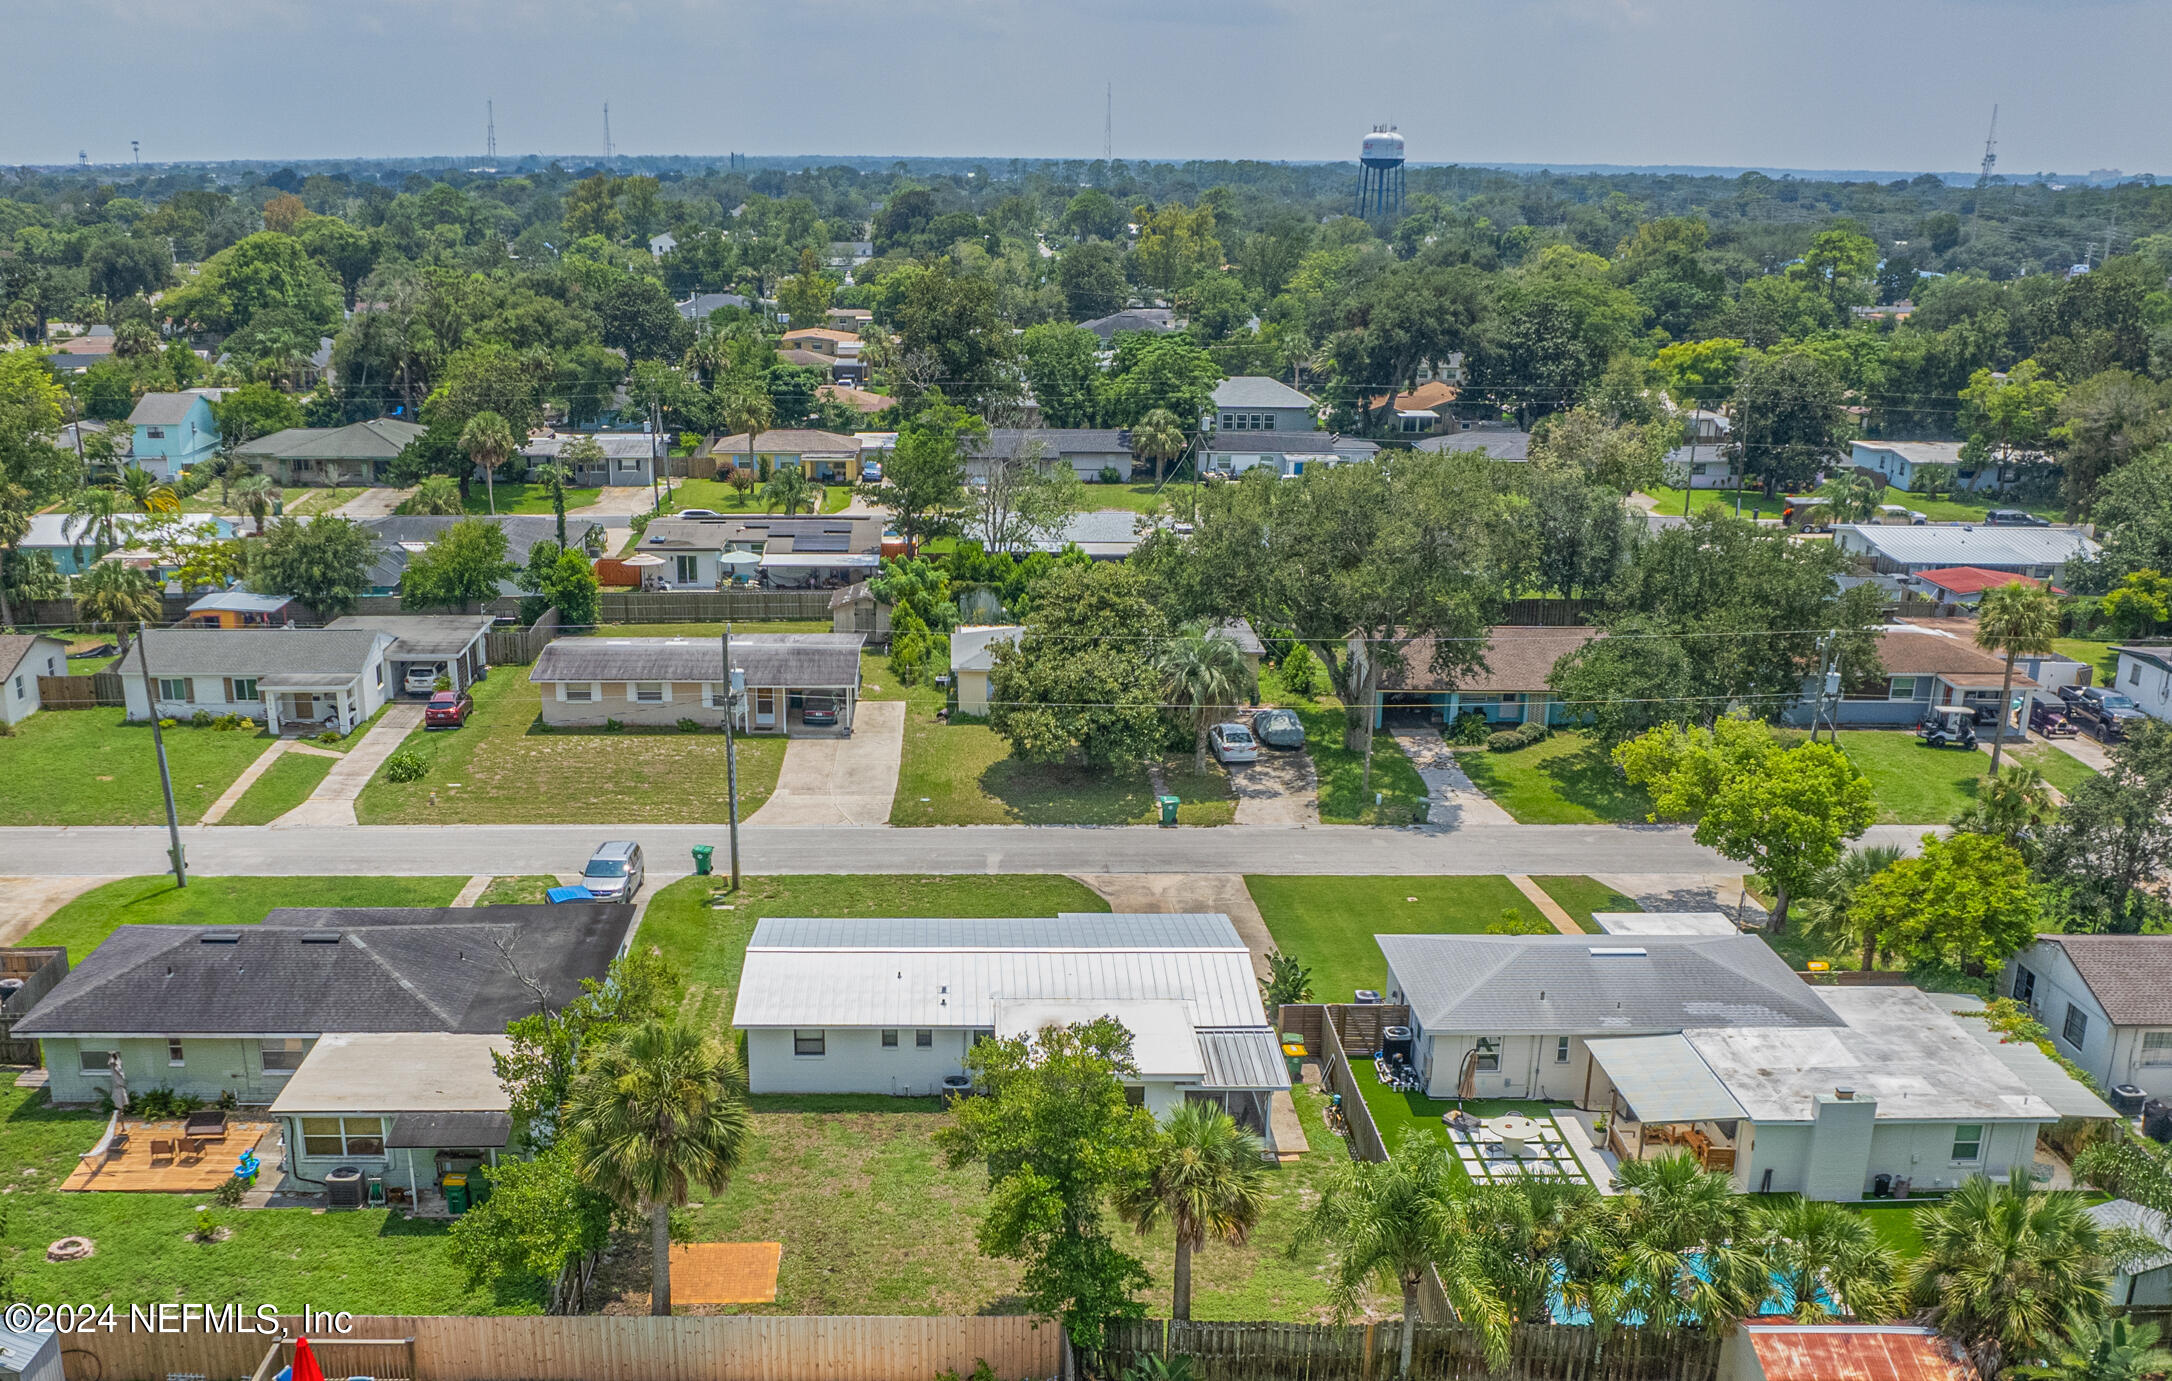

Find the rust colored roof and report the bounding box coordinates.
[782,327,858,343]
[1745,1325,1976,1381]
[1380,625,1601,693]
[1913,566,2044,596]
[1365,380,1460,411]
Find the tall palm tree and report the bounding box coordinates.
[73,559,163,632]
[761,467,815,516]
[64,484,125,554]
[1753,1196,1902,1322]
[1909,1173,2118,1377]
[233,474,277,536]
[2012,1313,2172,1381]
[460,410,518,517]
[1607,1154,1764,1333]
[721,389,775,495]
[1294,1135,1510,1375]
[1463,1179,1617,1326]
[0,481,33,631]
[1131,408,1187,484]
[564,1019,752,1318]
[117,465,179,516]
[1156,623,1252,774]
[1975,583,2061,773]
[1815,472,1884,525]
[1794,842,1906,972]
[1115,1101,1268,1321]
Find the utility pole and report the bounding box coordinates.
[1360,675,1379,794]
[135,625,187,887]
[1808,635,1837,744]
[486,99,497,164]
[130,140,139,167]
[720,623,743,890]
[1103,83,1113,163]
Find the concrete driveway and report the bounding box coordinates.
[1229,749,1320,826]
[585,486,660,516]
[0,875,121,944]
[332,487,414,518]
[1389,724,1513,826]
[1073,873,1273,978]
[272,703,426,828]
[742,700,905,827]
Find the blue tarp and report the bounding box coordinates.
[546,885,597,904]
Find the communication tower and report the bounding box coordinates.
[1978,105,1999,188]
[1357,126,1405,220]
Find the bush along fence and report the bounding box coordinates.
[1084,1318,1722,1381]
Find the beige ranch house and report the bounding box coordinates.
[529,633,864,734]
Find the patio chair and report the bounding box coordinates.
[149,1138,176,1163]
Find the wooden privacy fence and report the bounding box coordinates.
[594,590,837,623]
[60,1313,1064,1381]
[1498,598,1598,628]
[1089,1318,1722,1381]
[35,672,124,709]
[485,607,561,666]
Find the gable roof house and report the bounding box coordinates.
[1907,566,2051,614]
[1833,523,2097,578]
[530,633,865,735]
[1850,439,2022,495]
[324,614,495,694]
[635,513,884,590]
[358,514,570,599]
[1210,376,1318,435]
[1347,625,1603,729]
[235,418,425,488]
[1363,379,1460,434]
[965,428,1138,483]
[2003,934,2172,1104]
[519,432,658,487]
[732,913,1288,1142]
[43,325,117,373]
[703,429,863,483]
[950,624,1024,715]
[115,627,397,734]
[2088,1200,2172,1307]
[0,634,69,726]
[1079,308,1179,345]
[1205,430,1378,479]
[127,390,223,481]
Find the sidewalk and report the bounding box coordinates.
[200,739,293,825]
[271,703,426,828]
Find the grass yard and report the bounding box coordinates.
[352,666,787,825]
[1078,483,1185,515]
[182,485,351,518]
[23,875,466,962]
[1637,485,2064,525]
[1833,729,1990,824]
[0,711,275,826]
[1285,701,1427,825]
[2054,638,2120,684]
[1246,875,1534,1005]
[664,478,854,515]
[0,1084,535,1314]
[215,749,335,825]
[1530,876,1640,934]
[2006,741,2099,798]
[462,481,604,515]
[476,875,564,905]
[1455,732,1650,825]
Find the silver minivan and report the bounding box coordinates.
[581,840,645,900]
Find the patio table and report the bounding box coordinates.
[1485,1114,1543,1158]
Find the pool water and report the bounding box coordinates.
[1546,1255,1835,1325]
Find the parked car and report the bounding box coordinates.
[1918,707,1978,750]
[1876,504,1928,525]
[580,841,644,901]
[1780,497,1831,532]
[402,662,446,695]
[2027,695,2078,738]
[1985,509,2050,526]
[861,461,884,482]
[1250,707,1306,749]
[801,695,840,728]
[2060,684,2146,740]
[1208,722,1260,764]
[423,689,473,728]
[678,508,719,518]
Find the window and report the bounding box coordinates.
[167,1038,185,1066]
[2141,1032,2172,1066]
[146,426,165,439]
[2011,966,2035,1008]
[1950,1124,1983,1163]
[230,677,258,701]
[633,682,665,704]
[2131,662,2142,685]
[1260,413,1277,430]
[10,675,20,697]
[1474,1037,1501,1073]
[78,1049,116,1075]
[564,683,594,702]
[260,1038,305,1073]
[1555,1036,1571,1064]
[157,677,190,702]
[300,1116,386,1158]
[915,1030,933,1049]
[675,555,700,583]
[2063,1004,2089,1048]
[793,1030,826,1057]
[880,1030,899,1049]
[374,663,384,686]
[1887,677,1920,700]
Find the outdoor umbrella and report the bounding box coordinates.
[289,1335,327,1381]
[106,1051,129,1113]
[621,553,667,567]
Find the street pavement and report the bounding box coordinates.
[0,821,1932,880]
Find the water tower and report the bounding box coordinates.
[1357,126,1405,220]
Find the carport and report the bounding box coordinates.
[327,615,495,696]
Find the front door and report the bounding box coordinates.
[754,689,776,730]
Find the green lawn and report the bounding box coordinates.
[1856,1202,1928,1259]
[1246,875,1534,1006]
[1530,876,1640,934]
[476,875,564,905]
[1287,701,1427,825]
[463,481,604,515]
[1638,484,2064,524]
[0,711,276,825]
[1455,732,1651,824]
[1833,729,1991,824]
[353,664,787,825]
[665,478,854,515]
[2006,741,2099,798]
[0,1083,535,1314]
[1078,483,1185,515]
[183,485,352,518]
[2054,638,2120,684]
[215,750,335,825]
[23,875,467,963]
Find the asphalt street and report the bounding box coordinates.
[0,822,1933,879]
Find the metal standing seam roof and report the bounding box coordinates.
[528,634,865,687]
[124,628,391,679]
[1196,1028,1290,1090]
[1378,934,1842,1035]
[1585,1034,1745,1122]
[186,591,296,614]
[1837,524,2098,567]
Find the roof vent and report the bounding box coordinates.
[1587,946,1647,958]
[1835,1086,1855,1100]
[299,931,342,944]
[200,930,242,944]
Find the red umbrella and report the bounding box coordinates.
[290,1336,327,1381]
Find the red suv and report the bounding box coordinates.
[423,690,473,728]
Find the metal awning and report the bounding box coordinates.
[1196,1028,1288,1090]
[1586,1034,1745,1123]
[385,1111,513,1149]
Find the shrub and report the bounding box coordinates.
[1449,711,1491,746]
[213,1175,248,1207]
[214,713,246,731]
[1278,643,1324,698]
[433,674,452,692]
[158,717,178,729]
[383,748,426,783]
[131,1086,205,1119]
[676,717,702,734]
[189,709,214,727]
[1097,466,1123,485]
[603,718,624,732]
[315,729,340,744]
[1486,729,1525,753]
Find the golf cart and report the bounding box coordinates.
[1918,706,1978,750]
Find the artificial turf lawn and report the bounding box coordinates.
[214,750,335,825]
[22,876,467,963]
[1454,732,1651,824]
[1245,875,1534,1006]
[0,712,277,826]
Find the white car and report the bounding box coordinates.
[1208,722,1259,765]
[402,663,445,695]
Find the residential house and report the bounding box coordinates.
[1029,508,1145,560]
[824,243,874,270]
[180,591,301,628]
[950,624,1024,714]
[358,514,568,600]
[324,615,494,695]
[1205,431,1377,478]
[1210,376,1317,434]
[827,582,892,644]
[1210,618,1265,695]
[127,391,223,480]
[648,232,677,256]
[115,627,396,733]
[818,384,895,415]
[2087,1200,2172,1307]
[1793,621,2038,729]
[519,432,657,487]
[965,428,1137,483]
[779,328,867,384]
[676,292,751,321]
[1659,413,1739,490]
[17,513,238,576]
[1851,439,2004,494]
[1364,380,1460,434]
[1348,625,1603,728]
[2003,935,2172,1104]
[43,325,117,374]
[1832,523,2098,578]
[1079,308,1179,345]
[529,632,865,735]
[0,635,69,727]
[1907,566,2051,615]
[59,418,126,460]
[824,306,874,332]
[634,514,884,589]
[704,429,863,484]
[236,418,425,488]
[1415,425,1531,462]
[2109,643,2172,723]
[1720,1324,1977,1381]
[731,913,1288,1143]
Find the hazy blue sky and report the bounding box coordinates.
[12,0,2170,173]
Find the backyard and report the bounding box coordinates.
[0,710,277,826]
[1246,875,1536,1005]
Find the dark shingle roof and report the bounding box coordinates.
[970,429,1134,459]
[362,515,565,563]
[2037,935,2172,1025]
[0,633,65,680]
[529,634,865,687]
[14,906,633,1038]
[126,392,211,426]
[1212,376,1314,409]
[324,615,494,658]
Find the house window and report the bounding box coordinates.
[78,1049,116,1075]
[157,677,191,702]
[10,675,20,697]
[793,1030,826,1057]
[146,426,165,439]
[167,1038,185,1066]
[1887,677,1919,700]
[633,682,665,704]
[2141,1033,2172,1066]
[300,1116,386,1158]
[915,1030,933,1048]
[675,555,700,583]
[260,1038,305,1073]
[2130,663,2142,685]
[2063,1004,2089,1048]
[1260,413,1277,430]
[1950,1124,1983,1163]
[1555,1036,1571,1065]
[231,678,259,701]
[881,1030,899,1049]
[1473,1037,1501,1073]
[2011,967,2035,1008]
[564,683,594,702]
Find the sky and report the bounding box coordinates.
[11,0,2172,175]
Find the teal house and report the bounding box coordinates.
[127,391,222,480]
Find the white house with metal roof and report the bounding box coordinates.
[732,913,1287,1140]
[1832,523,2098,577]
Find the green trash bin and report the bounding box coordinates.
[442,1173,469,1215]
[691,844,715,876]
[1156,794,1181,826]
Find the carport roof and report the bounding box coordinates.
[1585,1034,1745,1122]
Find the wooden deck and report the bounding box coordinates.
[61,1120,277,1193]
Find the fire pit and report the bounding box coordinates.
[46,1236,95,1262]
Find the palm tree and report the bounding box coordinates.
[1608,1154,1764,1333]
[1131,408,1187,484]
[2012,1313,2172,1381]
[64,484,126,554]
[564,1019,752,1318]
[1462,1179,1617,1326]
[1909,1173,2118,1377]
[1952,764,2056,855]
[1115,1102,1268,1321]
[73,559,163,632]
[532,460,572,549]
[721,388,775,496]
[1975,582,2061,773]
[0,481,33,631]
[207,453,254,509]
[1753,1197,1902,1323]
[460,411,518,517]
[1794,843,1906,972]
[1156,623,1252,774]
[233,475,277,536]
[401,475,465,516]
[117,465,179,516]
[761,467,815,516]
[1294,1135,1509,1375]
[1815,472,1884,525]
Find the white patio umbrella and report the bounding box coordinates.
[106,1050,130,1113]
[718,551,762,567]
[620,553,667,567]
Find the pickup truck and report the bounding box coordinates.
[2059,684,2147,741]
